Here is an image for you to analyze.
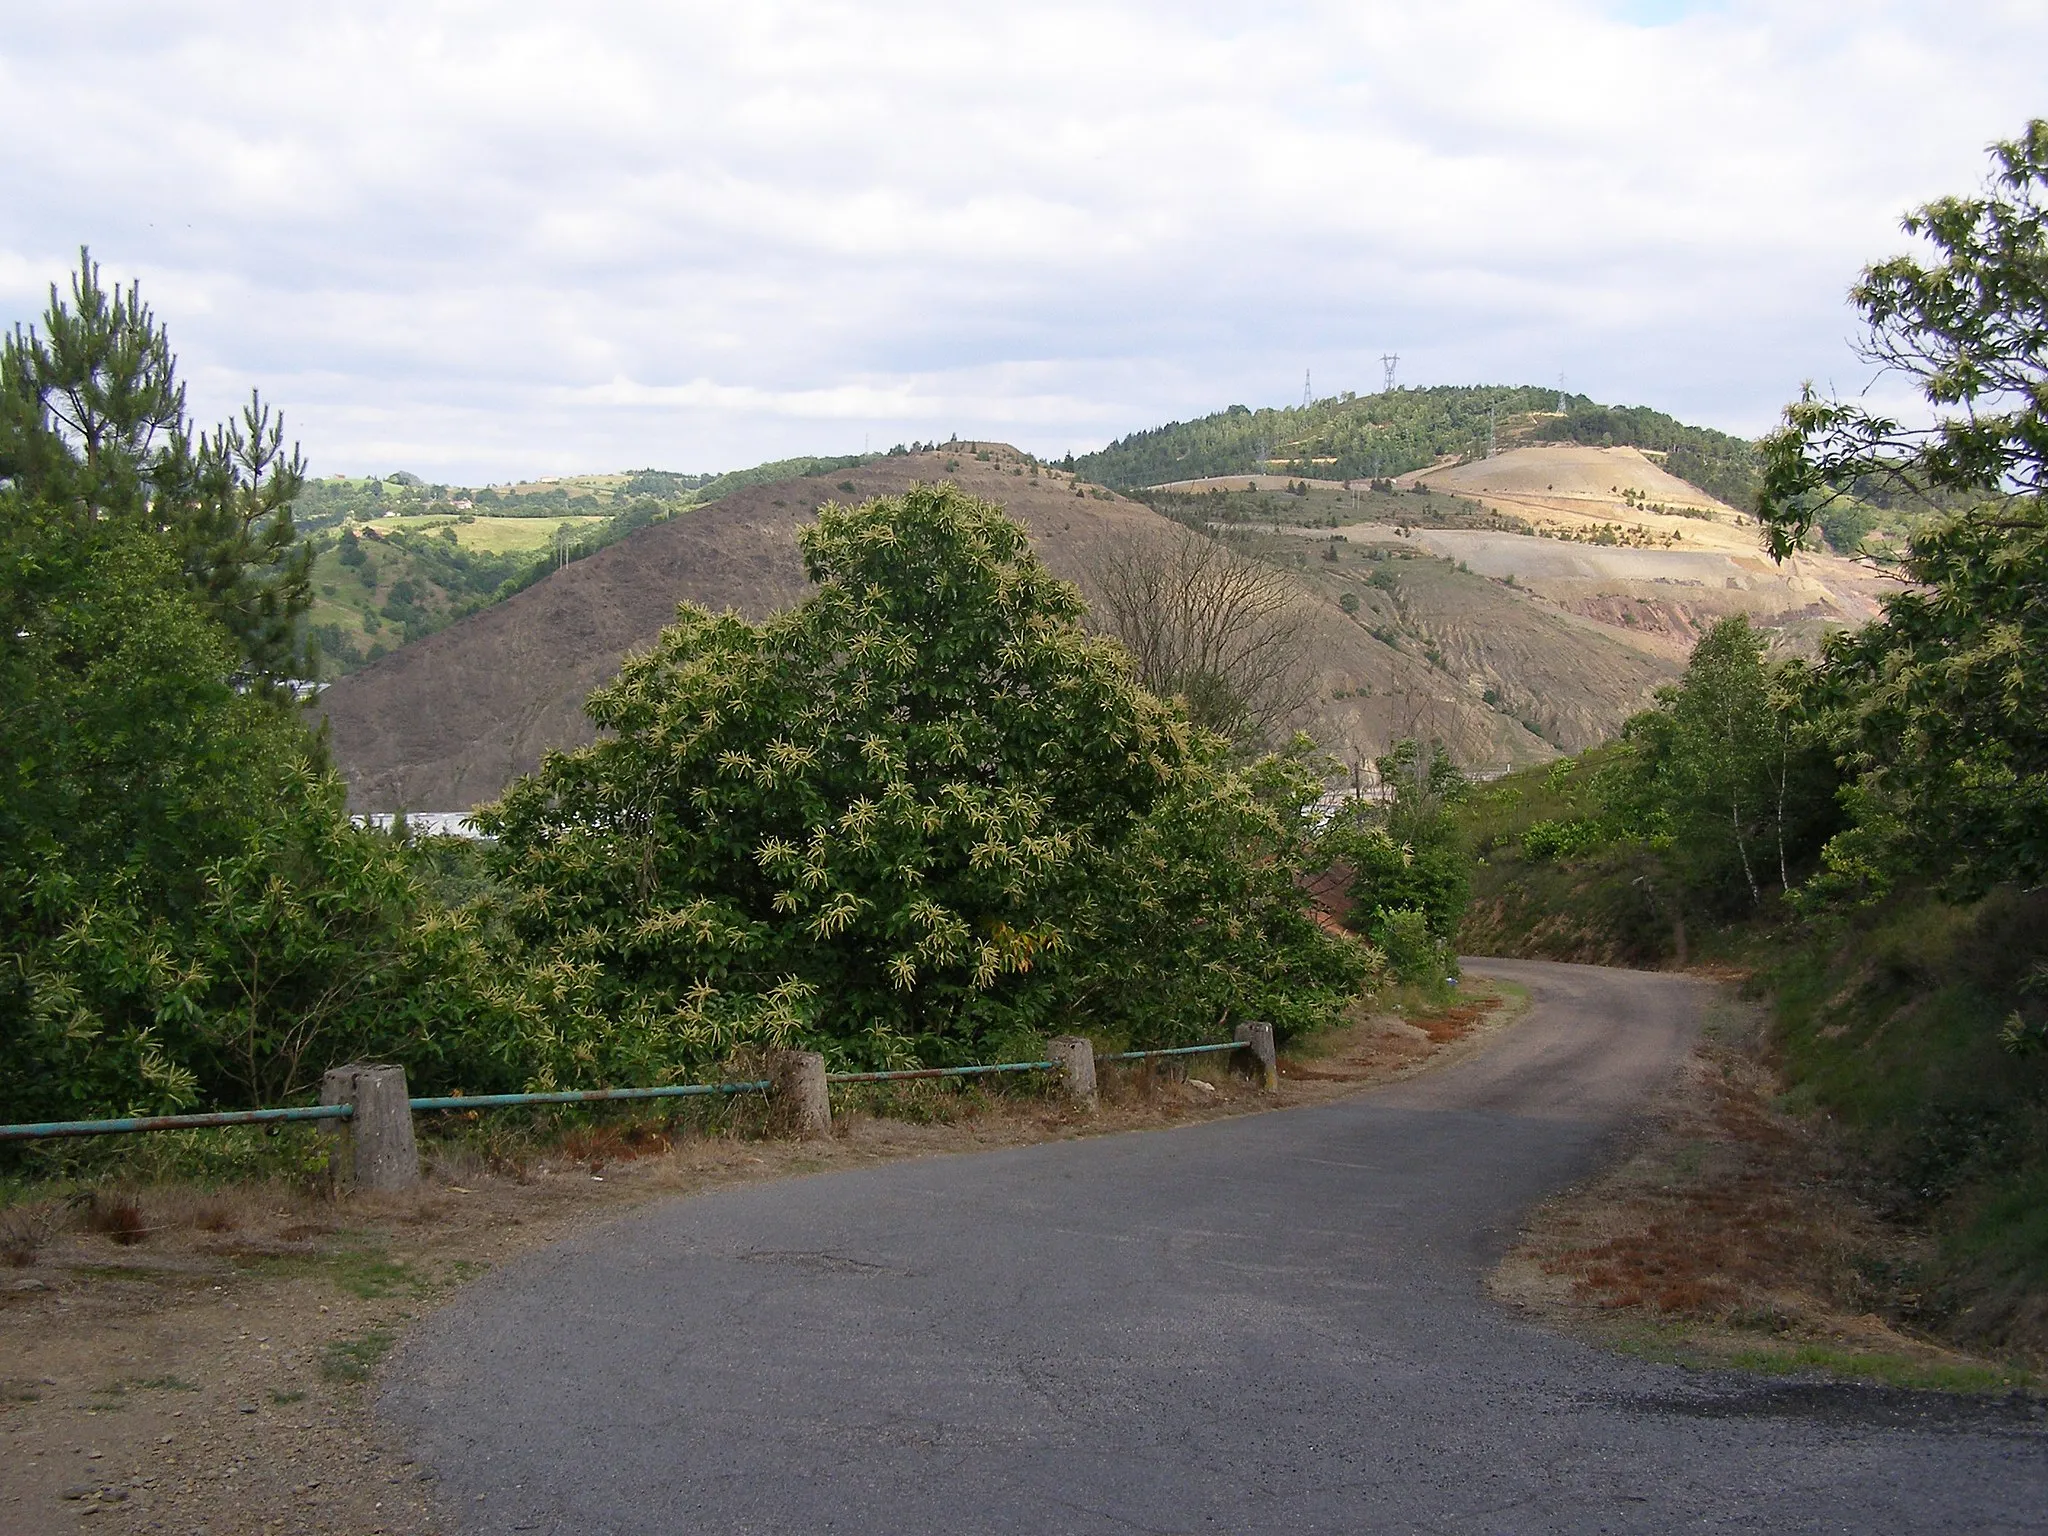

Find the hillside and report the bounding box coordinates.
[297,474,703,676]
[323,446,1700,810]
[1070,385,1760,507]
[1143,445,1894,664]
[320,450,1141,807]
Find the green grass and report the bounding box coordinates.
[1765,887,2048,1344]
[233,1245,428,1300]
[359,514,610,554]
[1605,1322,2034,1393]
[320,1327,396,1384]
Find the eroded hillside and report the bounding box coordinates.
[322,441,1867,811]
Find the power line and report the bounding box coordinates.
[1380,353,1400,393]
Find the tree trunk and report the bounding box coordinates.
[1775,730,1792,893]
[1732,788,1760,907]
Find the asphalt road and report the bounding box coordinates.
[383,960,2048,1533]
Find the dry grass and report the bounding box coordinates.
[1492,993,2035,1391]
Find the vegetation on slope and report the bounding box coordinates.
[303,495,681,674]
[1071,384,1764,509]
[291,458,879,678]
[1461,122,2048,1359]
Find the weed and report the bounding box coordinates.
[269,1389,307,1404]
[320,1328,395,1384]
[85,1191,148,1246]
[13,1123,331,1190]
[330,1253,423,1299]
[1405,996,1501,1045]
[1,1203,55,1266]
[559,1122,671,1172]
[226,1242,426,1300]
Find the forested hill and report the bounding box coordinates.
[1071,387,1761,510]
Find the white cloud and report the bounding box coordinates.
[0,0,2038,478]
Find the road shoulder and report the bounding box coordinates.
[1488,983,2037,1393]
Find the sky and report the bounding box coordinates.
[1,0,2041,482]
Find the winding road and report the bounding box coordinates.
[383,960,2048,1533]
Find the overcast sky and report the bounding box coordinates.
[2,1,2040,482]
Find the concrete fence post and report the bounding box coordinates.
[1047,1036,1097,1110]
[1234,1021,1278,1090]
[320,1063,420,1193]
[768,1050,831,1140]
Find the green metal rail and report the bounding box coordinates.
[0,1039,1249,1143]
[0,1104,354,1142]
[1097,1042,1245,1063]
[408,1081,769,1112]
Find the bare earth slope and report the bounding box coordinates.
[1421,442,1728,518]
[1380,444,1895,661]
[319,451,1162,810]
[323,444,1776,811]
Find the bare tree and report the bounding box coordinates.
[1091,525,1316,744]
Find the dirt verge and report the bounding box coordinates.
[1489,986,2038,1393]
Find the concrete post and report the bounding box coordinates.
[1047,1036,1097,1110]
[768,1050,831,1140]
[1234,1021,1278,1090]
[320,1064,419,1193]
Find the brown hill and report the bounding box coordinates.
[319,450,1169,809]
[320,447,1683,811]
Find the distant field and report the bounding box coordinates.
[362,514,610,554]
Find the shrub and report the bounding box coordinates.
[482,485,1374,1069]
[1521,817,1607,862]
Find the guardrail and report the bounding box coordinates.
[0,1024,1279,1192]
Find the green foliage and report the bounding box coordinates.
[1599,616,1840,914]
[688,453,873,504]
[0,250,313,682]
[1073,384,1755,507]
[303,495,690,675]
[1816,500,1876,555]
[1323,739,1470,985]
[1758,122,2048,899]
[4,260,1379,1130]
[1520,817,1607,861]
[3,756,518,1122]
[1803,508,2048,901]
[1770,887,2048,1345]
[483,484,1373,1070]
[1079,745,1382,1044]
[1,254,510,1127]
[1371,907,1448,986]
